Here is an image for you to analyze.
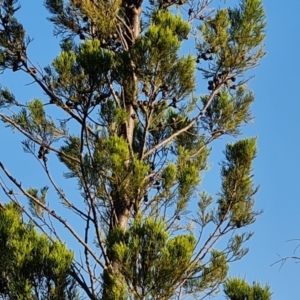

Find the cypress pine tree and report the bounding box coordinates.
[0,0,266,298]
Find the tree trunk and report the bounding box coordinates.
[102,2,142,299]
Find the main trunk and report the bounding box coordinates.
[102,2,142,299]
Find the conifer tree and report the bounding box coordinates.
[0,0,266,299]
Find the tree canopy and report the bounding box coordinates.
[0,0,266,299]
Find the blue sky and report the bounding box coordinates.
[0,0,300,299]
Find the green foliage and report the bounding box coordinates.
[0,0,267,299]
[77,40,113,80]
[224,277,272,300]
[75,0,122,37]
[45,0,64,15]
[202,86,254,135]
[151,10,190,41]
[199,0,266,73]
[52,50,77,79]
[52,43,113,104]
[217,138,259,227]
[94,135,149,202]
[162,162,177,191]
[107,216,196,299]
[200,250,229,291]
[103,135,130,170]
[0,86,16,107]
[26,186,49,217]
[28,99,46,126]
[0,203,78,299]
[183,250,229,295]
[133,11,195,96]
[7,98,65,139]
[176,145,208,212]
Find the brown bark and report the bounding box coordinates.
[102,1,142,299]
[113,1,142,229]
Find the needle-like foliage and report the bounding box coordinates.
[0,0,266,298]
[0,203,78,299]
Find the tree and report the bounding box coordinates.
[0,203,78,299]
[223,278,272,300]
[0,0,266,299]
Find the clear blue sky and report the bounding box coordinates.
[0,0,299,299]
